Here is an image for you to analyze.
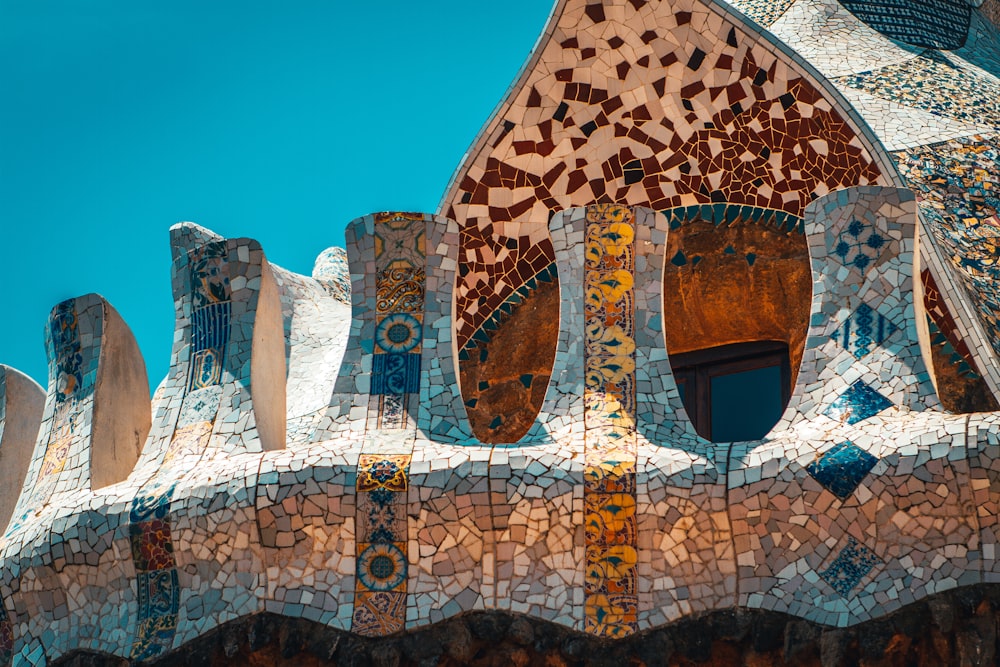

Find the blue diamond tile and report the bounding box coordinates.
[829,303,899,360]
[824,380,893,425]
[820,537,881,597]
[806,441,878,500]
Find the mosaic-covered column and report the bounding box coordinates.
[5,295,105,543]
[124,224,282,660]
[4,293,149,536]
[627,209,735,630]
[730,186,976,627]
[578,205,642,637]
[316,212,474,636]
[1,293,151,664]
[404,216,491,629]
[347,212,427,637]
[779,185,940,427]
[490,205,719,636]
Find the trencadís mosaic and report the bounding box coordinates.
[2,0,1000,664]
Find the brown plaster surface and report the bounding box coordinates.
[460,277,559,444]
[662,221,811,382]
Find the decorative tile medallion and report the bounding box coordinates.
[806,441,879,500]
[357,454,410,493]
[583,204,638,638]
[824,380,894,425]
[831,219,888,273]
[819,537,882,597]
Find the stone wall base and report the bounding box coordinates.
[51,585,1000,667]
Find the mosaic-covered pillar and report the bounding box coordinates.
[779,185,940,428]
[123,224,282,660]
[5,295,105,542]
[729,186,977,627]
[4,293,149,535]
[0,294,151,664]
[311,212,474,636]
[407,217,491,630]
[489,205,722,636]
[628,211,735,630]
[576,204,643,637]
[317,212,470,442]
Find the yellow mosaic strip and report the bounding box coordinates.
[583,204,638,638]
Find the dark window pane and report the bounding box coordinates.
[710,365,782,441]
[677,378,686,403]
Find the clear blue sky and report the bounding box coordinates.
[0,1,553,389]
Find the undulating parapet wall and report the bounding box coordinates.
[6,0,1000,664]
[5,196,1000,665]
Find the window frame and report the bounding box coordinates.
[671,340,792,441]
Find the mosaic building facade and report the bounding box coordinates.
[3,0,1000,664]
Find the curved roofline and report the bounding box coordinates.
[435,0,568,215]
[436,0,907,218]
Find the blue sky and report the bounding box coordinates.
[0,1,553,389]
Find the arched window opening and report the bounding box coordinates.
[660,204,812,441]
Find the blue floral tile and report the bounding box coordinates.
[136,569,181,619]
[831,218,887,272]
[824,380,893,425]
[807,441,878,500]
[820,537,882,597]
